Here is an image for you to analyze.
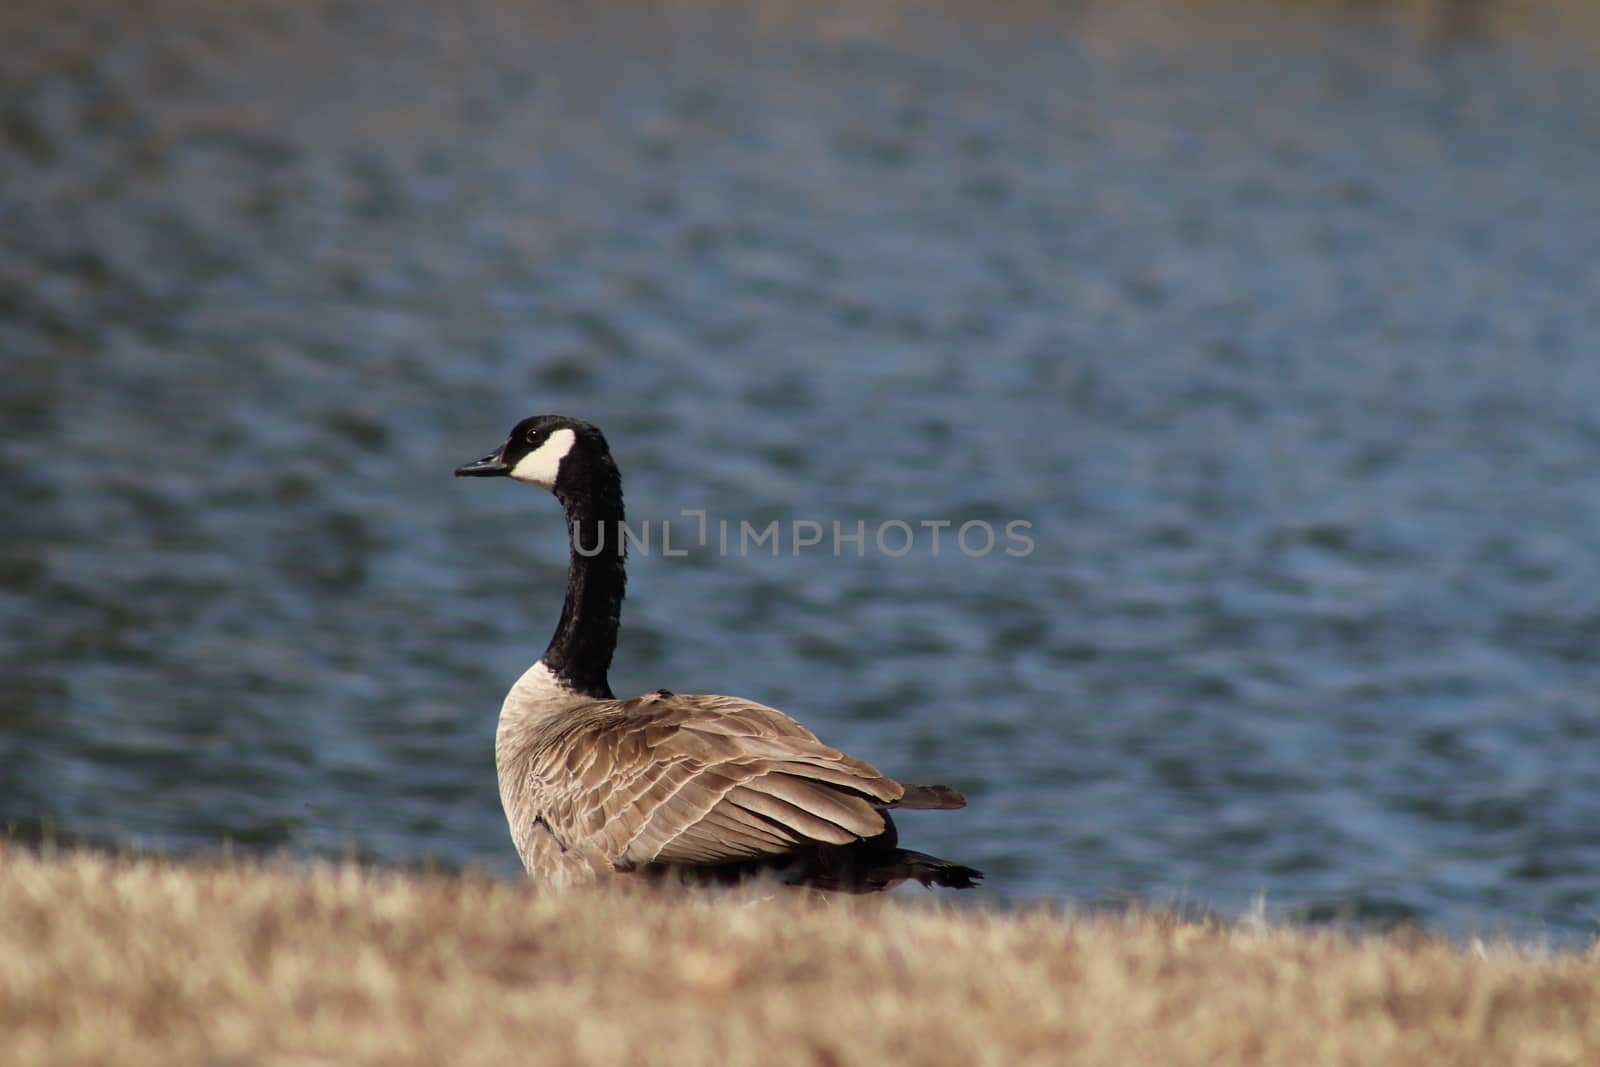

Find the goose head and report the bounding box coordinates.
[455,415,617,502]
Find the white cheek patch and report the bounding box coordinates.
[510,427,577,489]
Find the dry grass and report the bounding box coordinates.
[2,847,1597,1066]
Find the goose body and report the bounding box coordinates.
[457,415,981,892]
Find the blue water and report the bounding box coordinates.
[3,0,1599,942]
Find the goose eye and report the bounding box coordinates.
[526,429,543,445]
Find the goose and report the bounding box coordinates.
[455,414,982,892]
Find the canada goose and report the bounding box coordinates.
[456,414,982,892]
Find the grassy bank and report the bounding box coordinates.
[1,848,1595,1066]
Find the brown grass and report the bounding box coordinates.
[2,847,1597,1066]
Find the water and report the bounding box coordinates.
[3,0,1599,942]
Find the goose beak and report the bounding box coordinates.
[455,449,511,477]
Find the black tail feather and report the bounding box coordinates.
[889,848,984,890]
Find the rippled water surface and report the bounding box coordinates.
[4,0,1600,940]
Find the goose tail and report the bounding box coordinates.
[882,848,984,890]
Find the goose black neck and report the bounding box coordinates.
[542,450,626,699]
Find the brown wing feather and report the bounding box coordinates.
[740,772,885,835]
[895,783,967,810]
[722,783,864,846]
[529,693,905,869]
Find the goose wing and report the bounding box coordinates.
[530,692,905,869]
